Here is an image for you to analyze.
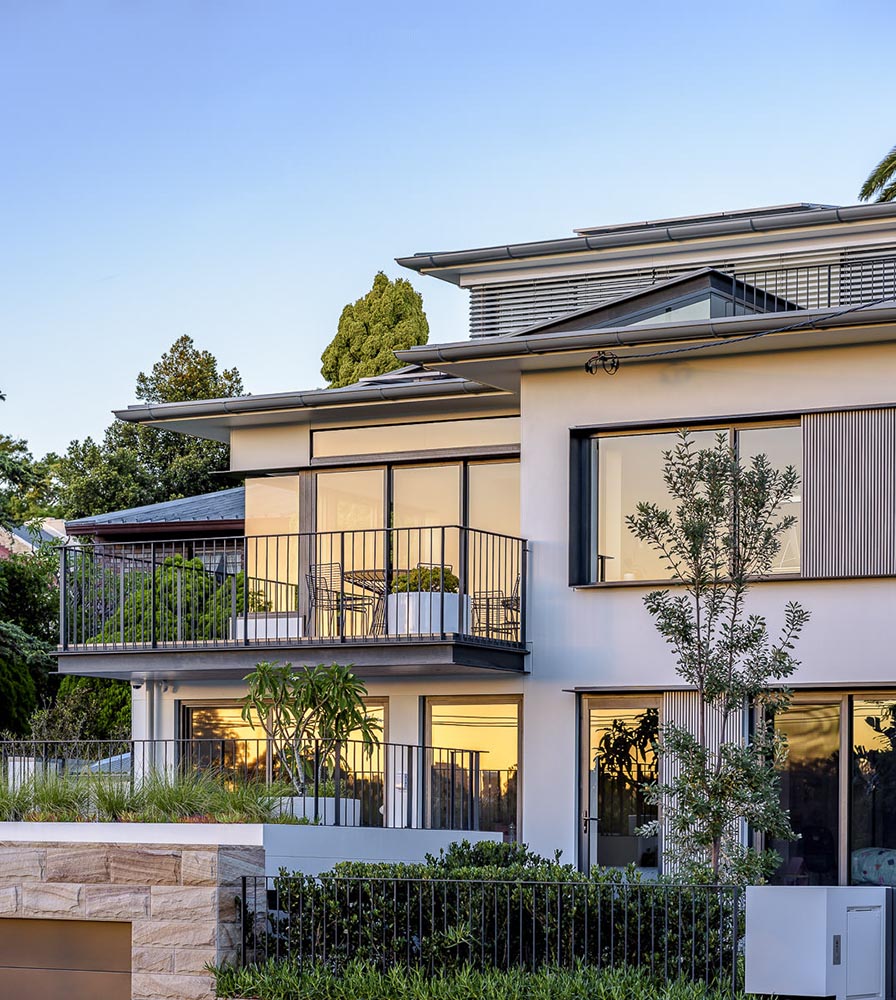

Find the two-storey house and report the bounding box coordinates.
[58,201,896,886]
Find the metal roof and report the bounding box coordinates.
[396,202,896,278]
[67,486,245,530]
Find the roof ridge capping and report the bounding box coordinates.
[572,203,837,237]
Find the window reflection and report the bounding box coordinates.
[468,461,520,537]
[851,698,896,882]
[738,426,801,574]
[428,698,520,838]
[244,477,300,614]
[594,425,801,582]
[596,430,716,581]
[585,703,659,872]
[772,702,840,886]
[392,465,460,574]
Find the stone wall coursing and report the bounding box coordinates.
[0,841,263,1000]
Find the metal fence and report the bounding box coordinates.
[59,525,526,651]
[238,875,743,989]
[0,737,486,830]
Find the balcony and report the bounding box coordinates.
[0,737,500,833]
[57,526,528,677]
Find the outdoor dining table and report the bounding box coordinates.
[343,567,409,634]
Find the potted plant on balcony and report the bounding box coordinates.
[240,661,381,825]
[386,566,467,636]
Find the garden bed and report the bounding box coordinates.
[214,960,748,1000]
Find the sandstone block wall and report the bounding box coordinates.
[0,840,264,1000]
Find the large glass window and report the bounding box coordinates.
[851,698,896,865]
[583,699,659,873]
[738,426,802,574]
[244,476,301,614]
[427,697,520,838]
[245,476,300,537]
[591,423,801,583]
[595,430,716,582]
[392,465,461,576]
[315,469,385,533]
[772,701,840,886]
[468,461,520,537]
[313,417,520,459]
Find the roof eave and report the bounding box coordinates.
[395,202,896,282]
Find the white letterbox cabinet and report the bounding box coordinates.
[745,886,893,1000]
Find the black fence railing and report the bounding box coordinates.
[0,737,487,830]
[59,525,527,651]
[730,255,896,315]
[239,875,743,990]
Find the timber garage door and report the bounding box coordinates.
[0,918,131,999]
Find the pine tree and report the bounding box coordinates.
[321,272,429,388]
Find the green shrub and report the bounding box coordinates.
[391,567,459,594]
[0,766,305,824]
[213,959,747,1000]
[259,844,741,980]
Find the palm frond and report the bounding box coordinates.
[859,144,896,202]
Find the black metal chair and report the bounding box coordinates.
[471,573,520,640]
[306,561,373,636]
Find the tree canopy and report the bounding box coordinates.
[321,272,429,388]
[49,335,246,519]
[860,143,896,203]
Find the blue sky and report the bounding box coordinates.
[1,0,893,457]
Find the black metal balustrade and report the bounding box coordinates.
[0,737,485,831]
[239,874,743,991]
[729,255,896,315]
[58,526,527,652]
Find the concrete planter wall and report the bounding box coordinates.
[273,796,362,825]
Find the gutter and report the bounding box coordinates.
[396,302,896,366]
[396,203,896,273]
[113,377,497,424]
[66,520,245,538]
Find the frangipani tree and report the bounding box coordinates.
[240,661,381,796]
[628,431,810,884]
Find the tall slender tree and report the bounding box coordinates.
[321,272,429,388]
[628,431,809,884]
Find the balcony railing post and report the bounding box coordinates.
[458,526,467,636]
[406,744,414,830]
[472,751,480,831]
[339,532,346,641]
[242,537,249,646]
[334,740,342,826]
[313,740,321,824]
[520,541,529,646]
[59,547,68,651]
[150,542,157,649]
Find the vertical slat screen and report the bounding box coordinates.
[803,408,896,578]
[660,691,745,875]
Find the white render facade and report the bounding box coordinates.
[60,201,896,885]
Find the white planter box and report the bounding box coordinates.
[273,796,362,826]
[232,612,304,641]
[386,593,469,635]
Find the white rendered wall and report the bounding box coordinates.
[515,341,896,861]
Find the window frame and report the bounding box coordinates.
[570,416,801,587]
